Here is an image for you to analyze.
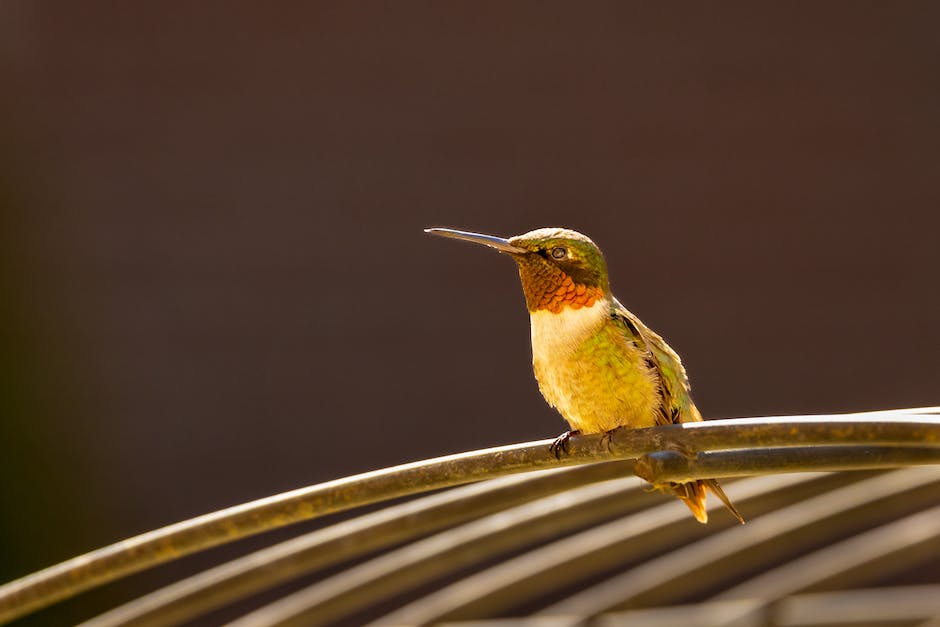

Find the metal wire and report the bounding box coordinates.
[540,467,940,619]
[637,445,940,483]
[0,408,937,625]
[227,475,651,627]
[369,472,844,626]
[718,502,940,604]
[80,462,634,627]
[0,433,616,625]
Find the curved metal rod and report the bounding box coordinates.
[367,472,844,627]
[99,445,940,627]
[225,474,651,627]
[0,409,938,625]
[0,435,605,625]
[94,446,940,627]
[636,445,940,483]
[539,467,940,620]
[373,468,940,626]
[80,462,634,627]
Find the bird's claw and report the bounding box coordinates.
[549,429,580,459]
[662,440,699,462]
[599,426,621,453]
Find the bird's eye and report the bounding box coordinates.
[550,246,567,259]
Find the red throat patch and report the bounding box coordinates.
[520,265,604,314]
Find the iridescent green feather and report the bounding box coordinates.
[609,298,701,426]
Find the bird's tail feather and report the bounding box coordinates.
[672,479,746,525]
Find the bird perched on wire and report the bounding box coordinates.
[427,226,744,524]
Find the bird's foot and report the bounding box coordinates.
[549,430,580,459]
[662,440,700,462]
[599,426,622,453]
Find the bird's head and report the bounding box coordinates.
[426,227,610,313]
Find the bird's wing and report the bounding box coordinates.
[610,299,701,426]
[611,301,745,524]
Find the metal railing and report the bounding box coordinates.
[1,407,938,626]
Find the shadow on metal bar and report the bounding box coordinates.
[0,408,938,626]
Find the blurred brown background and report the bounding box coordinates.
[1,3,938,624]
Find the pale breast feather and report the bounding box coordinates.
[529,297,611,365]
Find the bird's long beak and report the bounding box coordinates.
[425,228,528,254]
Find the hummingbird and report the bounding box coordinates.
[427,226,744,524]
